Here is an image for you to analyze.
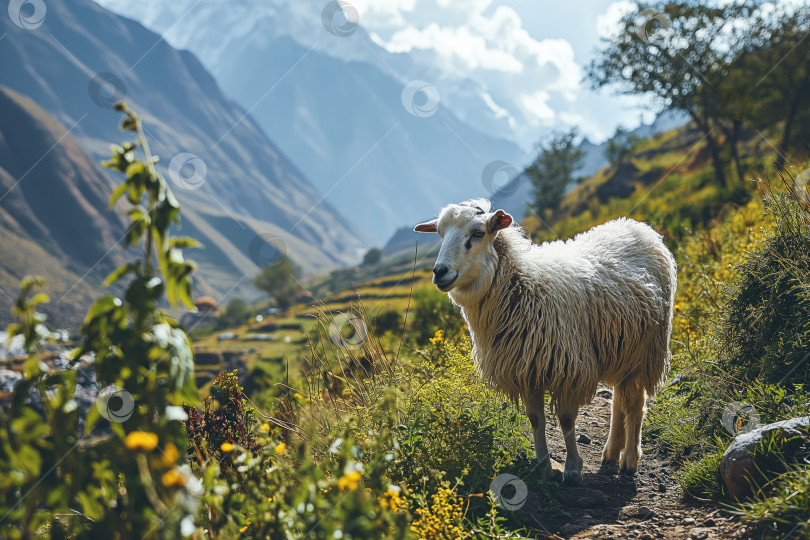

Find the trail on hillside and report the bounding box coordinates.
[524,387,747,539]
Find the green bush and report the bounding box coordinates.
[0,104,199,538]
[410,285,466,346]
[720,176,810,385]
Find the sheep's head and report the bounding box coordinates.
[413,199,512,297]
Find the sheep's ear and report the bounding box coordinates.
[414,219,438,233]
[488,209,512,233]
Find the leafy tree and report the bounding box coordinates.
[252,257,301,311]
[526,129,584,215]
[216,298,250,329]
[588,1,757,186]
[734,4,810,152]
[604,126,641,168]
[361,247,383,267]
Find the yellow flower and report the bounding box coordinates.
[275,442,286,455]
[429,330,443,345]
[293,392,304,400]
[260,423,270,432]
[161,443,180,467]
[161,469,185,488]
[124,431,158,452]
[337,471,362,491]
[239,525,248,533]
[220,442,235,453]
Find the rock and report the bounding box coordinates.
[684,517,695,524]
[578,433,592,444]
[719,416,810,498]
[639,506,654,520]
[597,388,614,399]
[657,483,667,493]
[690,527,710,539]
[640,534,654,540]
[704,518,716,527]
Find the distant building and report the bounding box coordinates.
[194,296,219,313]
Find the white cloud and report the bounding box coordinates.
[596,1,636,39]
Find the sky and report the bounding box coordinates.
[347,0,655,147]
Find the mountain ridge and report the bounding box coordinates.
[0,0,368,304]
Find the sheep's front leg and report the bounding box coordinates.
[525,389,551,479]
[558,398,584,486]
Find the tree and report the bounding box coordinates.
[604,126,641,168]
[734,4,810,152]
[588,1,758,187]
[361,248,383,267]
[526,129,584,216]
[252,257,301,311]
[217,298,250,329]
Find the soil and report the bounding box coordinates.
[525,386,751,539]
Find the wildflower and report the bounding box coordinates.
[337,471,362,491]
[378,485,405,512]
[161,469,185,488]
[124,431,158,452]
[260,423,270,432]
[161,442,180,467]
[429,330,443,345]
[293,392,304,400]
[239,525,248,533]
[275,442,286,455]
[220,442,235,453]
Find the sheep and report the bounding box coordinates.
[414,199,677,485]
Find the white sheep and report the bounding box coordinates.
[414,199,676,485]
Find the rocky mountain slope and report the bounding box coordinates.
[91,0,527,243]
[0,86,127,327]
[0,0,367,306]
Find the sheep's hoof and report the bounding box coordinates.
[562,469,582,486]
[619,458,639,475]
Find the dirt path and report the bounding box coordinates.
[525,387,748,539]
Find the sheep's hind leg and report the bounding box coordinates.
[558,398,583,486]
[618,382,647,474]
[601,388,625,464]
[525,389,551,479]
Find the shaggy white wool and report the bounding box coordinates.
[442,200,677,409]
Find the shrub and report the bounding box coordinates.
[0,103,199,538]
[410,286,466,346]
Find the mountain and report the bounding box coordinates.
[91,0,528,244]
[0,86,128,328]
[0,0,367,307]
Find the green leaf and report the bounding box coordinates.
[83,296,122,324]
[103,262,138,287]
[109,182,128,209]
[169,237,202,249]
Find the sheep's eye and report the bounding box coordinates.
[472,230,485,238]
